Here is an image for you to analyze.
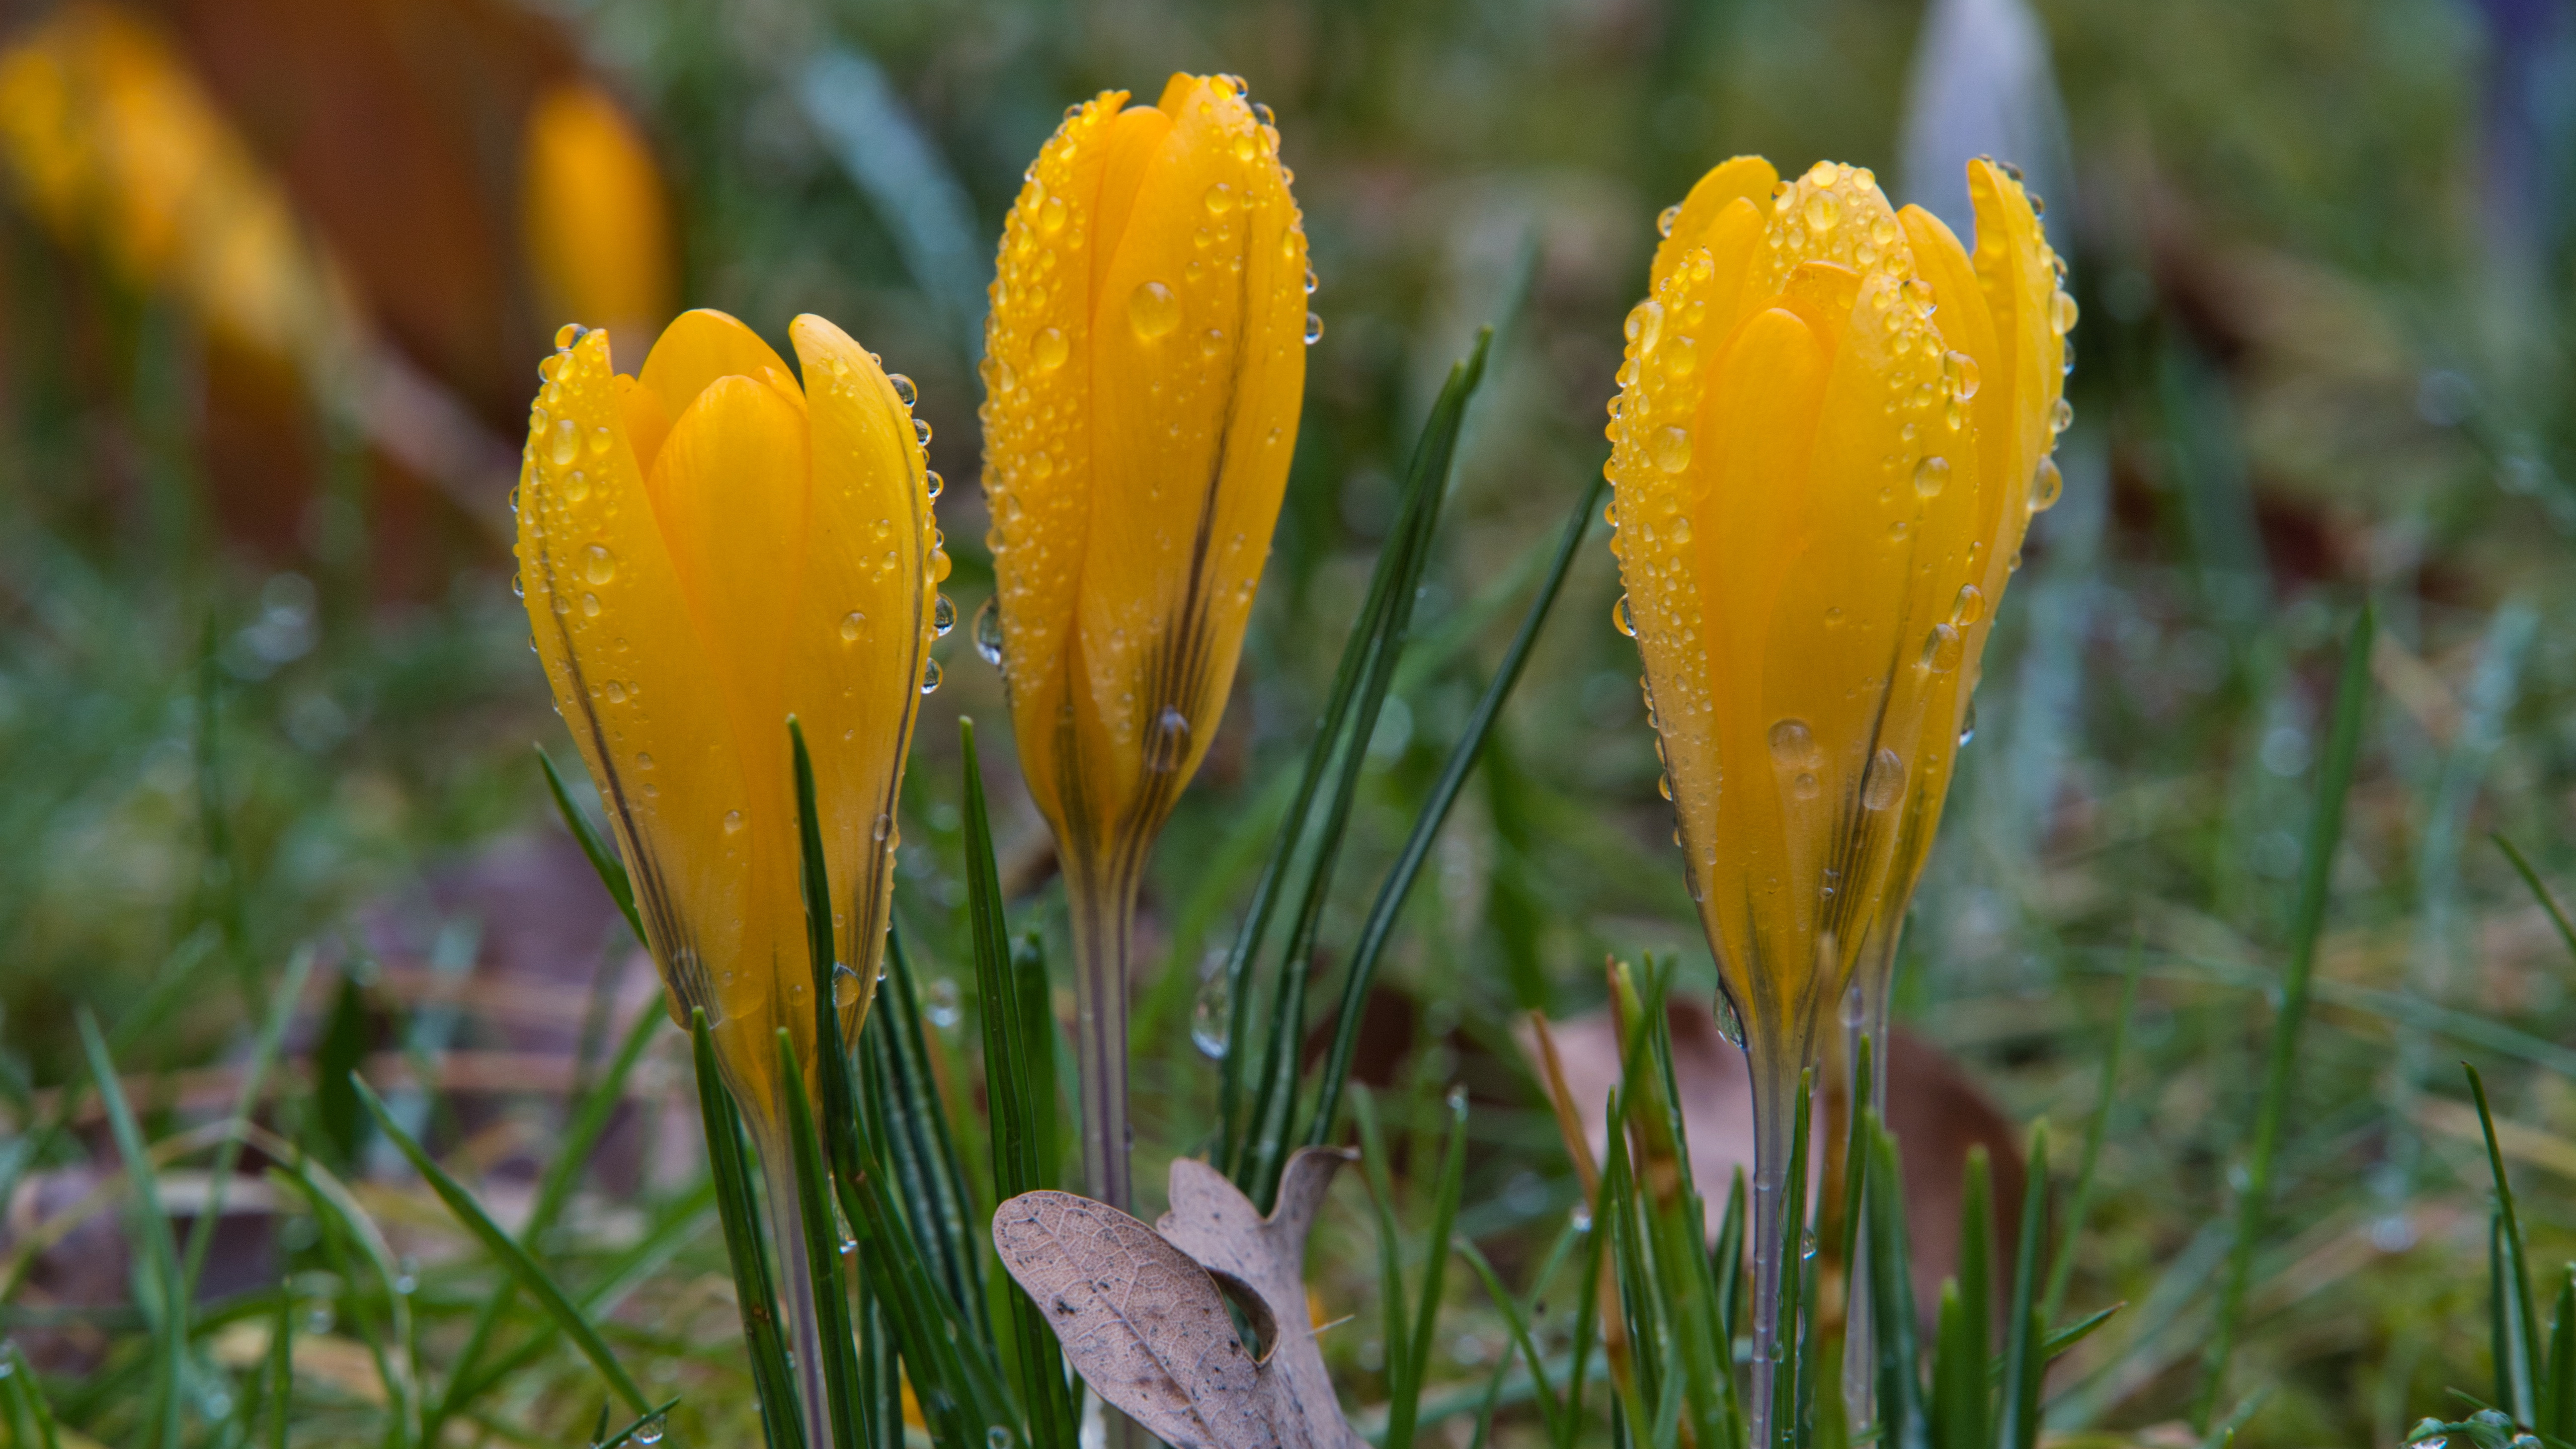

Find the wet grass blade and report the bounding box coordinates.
[961,717,1075,1449]
[2,1343,64,1449]
[2046,935,2141,1326]
[598,1396,683,1449]
[2192,603,2374,1430]
[1998,1124,2051,1449]
[1303,462,1606,1147]
[1931,1146,1992,1449]
[180,947,313,1302]
[866,930,989,1332]
[540,745,642,944]
[1231,332,1492,1202]
[1862,1118,1923,1449]
[354,1074,650,1417]
[689,1011,804,1449]
[1387,1087,1472,1449]
[1355,1088,1416,1426]
[76,1008,187,1449]
[2547,1267,2575,1438]
[2470,1063,2543,1423]
[2494,833,2576,968]
[1562,1202,1607,1449]
[779,1031,867,1449]
[1770,1070,1813,1448]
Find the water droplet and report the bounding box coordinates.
[1912,455,1950,498]
[1040,194,1069,234]
[924,977,962,1029]
[1656,772,1673,801]
[1304,267,1319,295]
[974,596,1006,665]
[1919,621,1963,673]
[510,571,525,600]
[1628,299,1664,353]
[550,418,581,467]
[1711,991,1745,1046]
[636,1415,667,1446]
[1839,984,1865,1026]
[914,417,933,447]
[834,963,863,1009]
[1651,426,1693,474]
[2050,396,2074,434]
[1032,327,1069,372]
[584,543,617,584]
[921,658,944,694]
[925,468,945,501]
[554,323,582,349]
[933,595,956,636]
[1304,311,1324,345]
[723,810,745,834]
[303,1301,336,1336]
[604,680,628,703]
[1804,191,1840,231]
[588,425,613,458]
[2051,289,2079,336]
[1192,953,1232,1060]
[1869,213,1899,248]
[1202,182,1235,215]
[2030,455,2064,512]
[581,592,601,617]
[1958,697,1977,747]
[837,611,865,642]
[1952,584,1985,625]
[1862,748,1905,809]
[1570,1204,1595,1233]
[1129,280,1181,339]
[988,1425,1015,1449]
[1612,596,1637,637]
[1656,203,1681,238]
[1945,350,1980,401]
[889,374,918,408]
[1147,706,1191,771]
[563,469,591,502]
[1768,718,1821,771]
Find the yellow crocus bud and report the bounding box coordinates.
[0,3,357,370]
[1603,156,2068,1437]
[515,309,947,1133]
[978,73,1310,1209]
[521,80,675,369]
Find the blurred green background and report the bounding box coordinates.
[4,0,2576,1443]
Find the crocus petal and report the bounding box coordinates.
[639,307,796,433]
[786,312,943,1029]
[516,329,752,1079]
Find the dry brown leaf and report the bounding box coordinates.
[993,1148,1359,1449]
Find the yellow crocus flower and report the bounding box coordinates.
[515,309,947,1131]
[1603,155,2068,1434]
[978,73,1310,1209]
[521,80,675,370]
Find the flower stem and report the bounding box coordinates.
[1066,858,1138,1213]
[1745,1044,1806,1449]
[756,1125,833,1449]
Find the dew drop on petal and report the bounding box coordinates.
[550,418,580,466]
[1767,718,1821,771]
[1656,203,1681,238]
[1952,584,1986,625]
[889,373,918,407]
[2052,289,2079,335]
[974,596,1005,665]
[1032,328,1069,372]
[1945,350,1980,400]
[1651,426,1693,474]
[1862,747,1906,809]
[1912,455,1950,498]
[1129,280,1181,339]
[723,810,744,834]
[841,612,864,642]
[2030,455,2064,512]
[920,658,943,694]
[933,595,956,636]
[584,543,617,584]
[1612,596,1637,637]
[1304,311,1324,345]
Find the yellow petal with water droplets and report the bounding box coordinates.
[786,312,940,1036]
[983,75,1306,878]
[516,329,772,1114]
[1651,155,1778,297]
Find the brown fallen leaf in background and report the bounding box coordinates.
[994,1148,1362,1449]
[1516,996,2024,1321]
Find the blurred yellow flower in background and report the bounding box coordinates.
[515,309,948,1130]
[0,2,357,371]
[521,80,675,372]
[1602,154,2069,1435]
[978,72,1311,1209]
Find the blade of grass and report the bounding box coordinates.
[1233,332,1492,1203]
[289,1162,416,1447]
[355,1075,647,1417]
[1303,463,1605,1147]
[180,947,314,1303]
[2191,603,2375,1431]
[1931,1146,1993,1449]
[1863,1119,1923,1449]
[688,1011,804,1449]
[2494,833,2576,968]
[2470,1063,2544,1424]
[2548,1267,2575,1438]
[76,1009,186,1449]
[1769,1070,1814,1449]
[2045,935,2141,1326]
[1456,1237,1564,1441]
[540,745,642,943]
[1387,1087,1472,1449]
[960,718,1076,1449]
[1354,1088,1415,1419]
[1998,1124,2052,1449]
[1561,1201,1606,1449]
[778,1031,866,1449]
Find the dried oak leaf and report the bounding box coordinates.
[993,1148,1359,1449]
